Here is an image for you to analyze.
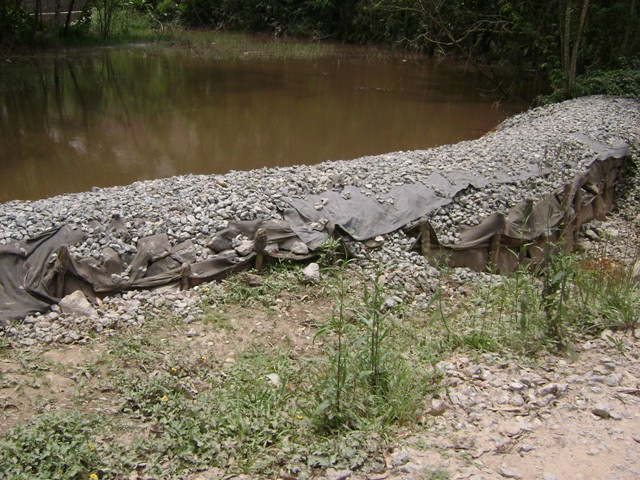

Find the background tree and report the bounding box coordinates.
[3,0,638,99]
[94,0,123,38]
[0,0,36,45]
[560,0,590,97]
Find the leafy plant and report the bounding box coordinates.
[357,266,392,392]
[573,66,640,99]
[316,237,345,269]
[313,259,354,430]
[542,64,640,103]
[541,251,576,346]
[427,266,456,343]
[0,412,127,479]
[313,260,428,431]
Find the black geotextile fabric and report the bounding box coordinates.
[0,227,85,323]
[283,135,631,250]
[284,184,451,250]
[0,220,305,324]
[0,135,633,324]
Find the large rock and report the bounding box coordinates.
[302,262,320,283]
[498,465,523,479]
[59,291,97,318]
[234,239,254,257]
[427,398,447,416]
[208,235,232,253]
[290,241,309,255]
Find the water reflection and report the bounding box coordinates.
[0,48,530,202]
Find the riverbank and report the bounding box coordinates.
[0,29,368,62]
[1,95,639,479]
[1,95,639,338]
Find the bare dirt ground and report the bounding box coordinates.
[2,286,638,480]
[2,207,639,479]
[377,331,640,480]
[0,288,334,436]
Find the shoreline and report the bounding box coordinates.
[1,95,639,480]
[1,94,639,343]
[1,95,637,249]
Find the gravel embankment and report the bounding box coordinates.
[1,95,639,346]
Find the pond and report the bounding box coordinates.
[0,45,533,202]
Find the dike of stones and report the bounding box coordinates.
[0,95,639,346]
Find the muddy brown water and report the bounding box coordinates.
[0,46,533,202]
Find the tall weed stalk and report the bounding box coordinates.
[541,252,575,346]
[313,261,427,431]
[358,266,391,392]
[313,259,353,430]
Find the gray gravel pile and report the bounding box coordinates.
[3,285,208,347]
[1,95,639,346]
[1,96,637,254]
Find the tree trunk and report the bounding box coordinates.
[561,0,590,97]
[54,0,61,40]
[621,0,636,56]
[64,0,76,35]
[0,0,6,42]
[561,0,571,93]
[35,0,43,31]
[568,0,590,95]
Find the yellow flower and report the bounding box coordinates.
[200,355,207,361]
[161,395,169,402]
[88,443,94,450]
[89,474,98,479]
[170,367,178,373]
[297,415,303,420]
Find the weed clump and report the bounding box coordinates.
[426,245,639,356]
[312,261,433,432]
[0,412,127,479]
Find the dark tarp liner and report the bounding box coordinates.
[0,135,634,324]
[406,136,633,272]
[283,184,451,250]
[0,227,85,322]
[283,159,554,251]
[0,220,312,324]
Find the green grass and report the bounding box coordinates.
[420,467,451,480]
[4,12,337,61]
[20,9,163,49]
[1,239,638,478]
[0,340,382,478]
[161,29,336,61]
[421,246,640,357]
[201,262,304,308]
[0,411,128,480]
[198,307,234,329]
[63,23,335,60]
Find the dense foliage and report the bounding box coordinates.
[2,0,639,98]
[173,1,639,71]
